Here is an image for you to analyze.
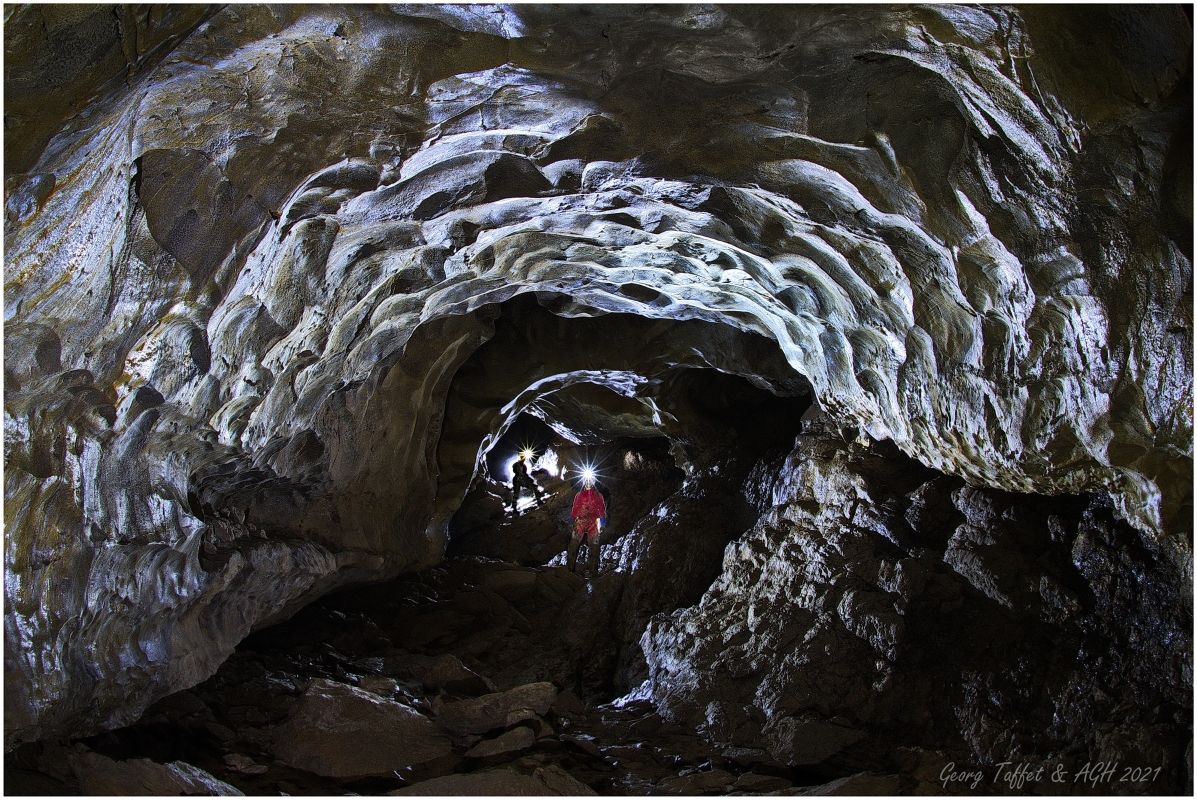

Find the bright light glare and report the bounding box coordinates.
[574,456,605,486]
[520,447,536,462]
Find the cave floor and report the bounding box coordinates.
[7,554,864,796]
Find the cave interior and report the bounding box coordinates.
[2,3,1193,796]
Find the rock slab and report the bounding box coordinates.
[767,717,866,767]
[436,681,557,734]
[390,765,595,795]
[270,679,452,779]
[464,726,538,758]
[69,749,244,796]
[793,771,902,795]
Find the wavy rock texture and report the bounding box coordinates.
[3,4,1191,745]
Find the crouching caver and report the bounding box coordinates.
[509,451,546,515]
[567,476,607,575]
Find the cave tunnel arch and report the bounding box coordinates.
[429,292,814,540]
[187,286,818,573]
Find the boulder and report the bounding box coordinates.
[436,682,558,734]
[657,768,736,794]
[270,679,451,779]
[735,771,793,793]
[358,675,401,697]
[464,726,537,758]
[720,746,777,767]
[534,764,598,795]
[561,733,604,758]
[222,753,268,775]
[766,718,866,767]
[68,749,243,796]
[420,653,495,695]
[389,765,594,795]
[551,689,588,717]
[792,771,902,795]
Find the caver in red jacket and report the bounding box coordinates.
[570,487,607,542]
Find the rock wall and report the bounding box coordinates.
[4,5,1191,743]
[643,415,1192,787]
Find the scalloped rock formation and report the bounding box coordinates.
[4,2,1191,755]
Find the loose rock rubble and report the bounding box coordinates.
[642,420,1192,794]
[68,749,244,796]
[5,555,823,795]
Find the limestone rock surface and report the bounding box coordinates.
[3,4,1191,744]
[435,681,558,735]
[463,726,537,759]
[641,418,1191,784]
[270,678,452,779]
[8,473,1184,794]
[390,765,595,795]
[792,772,903,796]
[68,748,244,796]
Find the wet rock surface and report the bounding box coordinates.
[67,748,244,796]
[269,679,452,779]
[4,4,1191,746]
[643,420,1192,794]
[389,766,596,796]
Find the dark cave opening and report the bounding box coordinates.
[481,412,559,485]
[442,364,814,702]
[448,423,688,567]
[446,352,815,563]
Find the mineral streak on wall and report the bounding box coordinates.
[3,5,1191,745]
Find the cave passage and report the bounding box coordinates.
[451,413,689,566]
[8,294,1190,794]
[10,367,827,796]
[15,360,1188,796]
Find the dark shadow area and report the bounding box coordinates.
[442,368,813,701]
